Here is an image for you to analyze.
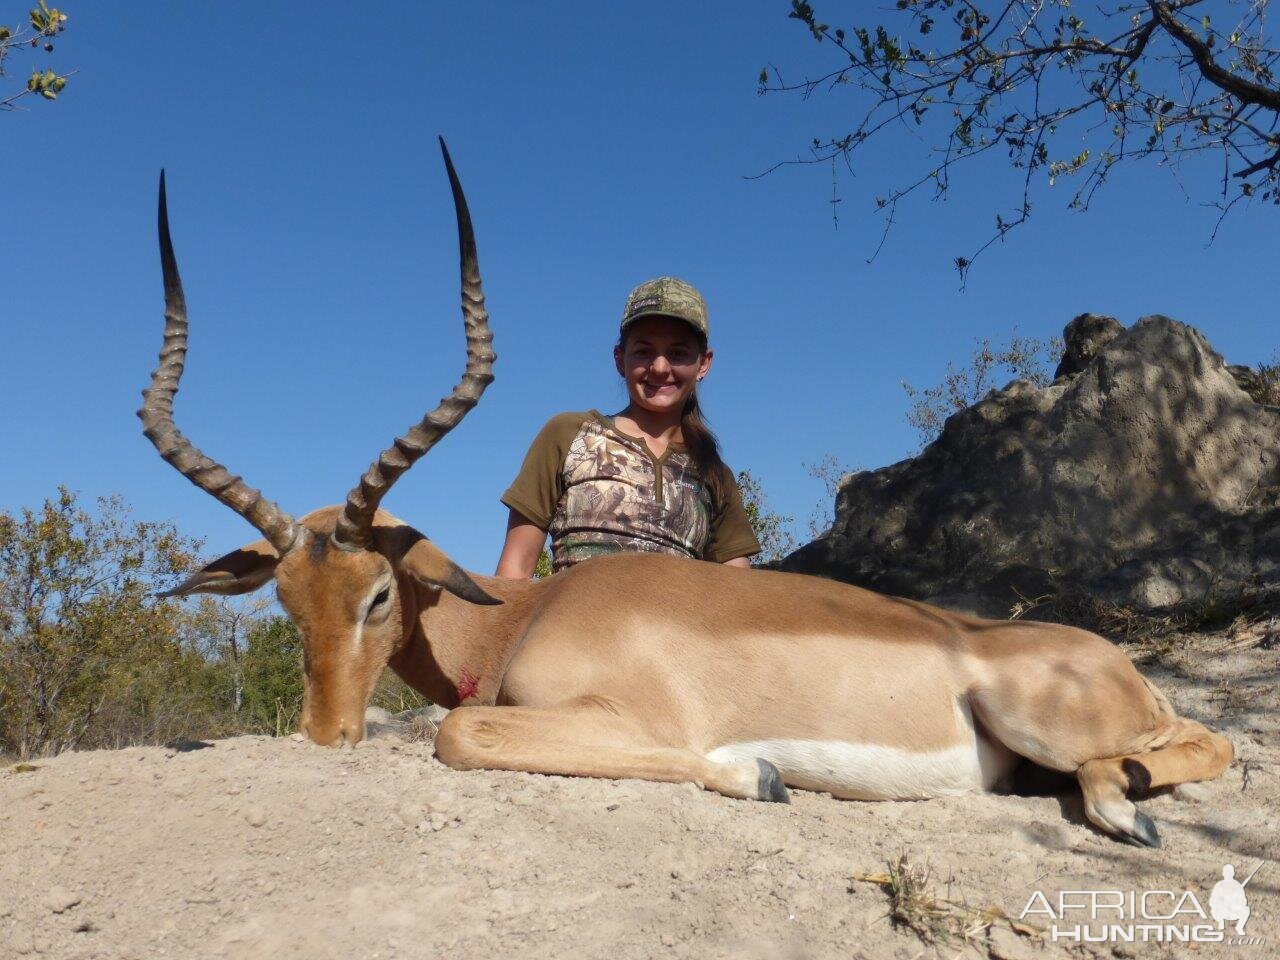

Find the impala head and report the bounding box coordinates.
[140,139,498,746]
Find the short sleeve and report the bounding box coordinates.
[703,470,763,563]
[500,412,587,530]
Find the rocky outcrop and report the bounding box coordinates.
[1052,313,1123,380]
[783,315,1280,615]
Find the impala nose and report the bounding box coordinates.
[340,721,366,747]
[299,719,344,747]
[298,712,364,747]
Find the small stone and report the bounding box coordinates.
[245,806,267,828]
[72,918,96,933]
[429,812,447,831]
[46,885,81,913]
[289,733,306,743]
[1172,781,1212,802]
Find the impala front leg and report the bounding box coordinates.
[434,697,790,803]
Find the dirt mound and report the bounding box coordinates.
[1,633,1276,960]
[784,315,1280,616]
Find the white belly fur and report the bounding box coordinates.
[705,731,1018,801]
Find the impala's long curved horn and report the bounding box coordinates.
[138,171,301,555]
[331,138,495,551]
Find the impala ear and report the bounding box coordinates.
[158,539,281,597]
[376,525,501,606]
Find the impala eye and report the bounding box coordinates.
[371,587,390,609]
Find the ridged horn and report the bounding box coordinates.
[331,138,495,551]
[138,171,301,555]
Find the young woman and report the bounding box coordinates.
[495,277,761,578]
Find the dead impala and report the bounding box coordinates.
[140,140,1231,848]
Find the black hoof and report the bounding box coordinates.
[1124,810,1162,848]
[756,759,791,804]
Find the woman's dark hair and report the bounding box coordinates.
[618,328,730,507]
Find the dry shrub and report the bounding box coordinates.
[853,853,1040,948]
[1007,582,1280,658]
[369,672,430,714]
[403,714,440,745]
[1239,360,1280,406]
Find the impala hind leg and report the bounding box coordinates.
[973,681,1232,847]
[434,697,790,803]
[1076,758,1163,848]
[1077,718,1232,848]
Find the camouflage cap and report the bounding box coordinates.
[620,277,709,339]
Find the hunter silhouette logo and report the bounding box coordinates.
[1020,861,1268,945]
[1211,862,1262,935]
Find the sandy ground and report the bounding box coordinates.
[2,630,1276,960]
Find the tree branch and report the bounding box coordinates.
[1152,1,1280,110]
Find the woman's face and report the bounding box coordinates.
[614,316,713,417]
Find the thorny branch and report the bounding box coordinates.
[760,1,1280,283]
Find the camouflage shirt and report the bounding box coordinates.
[502,411,761,572]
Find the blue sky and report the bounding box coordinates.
[3,1,1275,574]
